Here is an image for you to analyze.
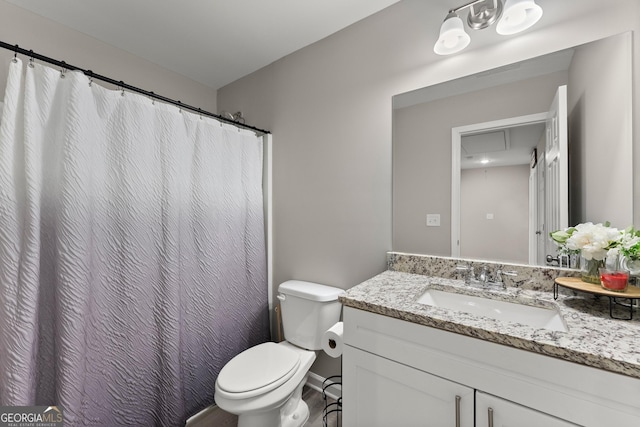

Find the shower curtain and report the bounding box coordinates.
[0,59,269,426]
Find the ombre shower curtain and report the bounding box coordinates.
[0,59,269,426]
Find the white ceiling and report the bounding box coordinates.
[5,0,402,89]
[5,0,608,90]
[461,123,545,170]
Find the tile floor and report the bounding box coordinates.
[191,385,341,427]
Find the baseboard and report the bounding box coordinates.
[306,371,342,401]
[185,404,218,426]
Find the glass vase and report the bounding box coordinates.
[599,253,628,291]
[599,267,629,292]
[623,257,640,274]
[580,256,604,284]
[621,257,640,287]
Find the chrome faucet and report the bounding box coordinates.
[455,264,476,284]
[456,264,517,289]
[478,266,489,283]
[491,269,518,289]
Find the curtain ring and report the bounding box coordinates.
[177,101,182,113]
[12,45,18,63]
[86,70,93,87]
[60,61,67,79]
[198,108,203,120]
[28,50,35,68]
[119,81,125,97]
[149,91,155,105]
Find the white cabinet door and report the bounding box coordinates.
[476,391,579,427]
[343,345,474,427]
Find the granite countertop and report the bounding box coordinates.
[340,270,640,379]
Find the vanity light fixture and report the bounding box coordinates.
[434,0,543,55]
[433,12,471,55]
[496,0,544,35]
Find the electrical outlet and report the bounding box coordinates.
[426,214,440,227]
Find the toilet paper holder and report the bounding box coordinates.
[322,375,342,427]
[322,321,344,358]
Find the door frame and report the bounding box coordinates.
[451,112,547,258]
[543,85,569,265]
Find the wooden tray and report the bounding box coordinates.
[555,277,640,299]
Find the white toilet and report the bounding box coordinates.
[214,280,344,427]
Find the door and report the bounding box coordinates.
[544,85,568,264]
[528,167,536,265]
[535,152,546,265]
[476,391,579,426]
[343,345,474,427]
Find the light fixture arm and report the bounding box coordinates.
[449,0,494,14]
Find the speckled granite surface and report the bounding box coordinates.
[341,268,640,379]
[388,251,581,291]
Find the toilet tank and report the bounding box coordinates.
[278,280,344,350]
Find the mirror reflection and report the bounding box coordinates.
[392,32,633,266]
[458,118,546,265]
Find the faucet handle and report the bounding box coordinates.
[478,266,489,282]
[456,264,476,281]
[468,266,476,280]
[494,269,517,283]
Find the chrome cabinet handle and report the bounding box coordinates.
[488,407,494,427]
[455,395,461,427]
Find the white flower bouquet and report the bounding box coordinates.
[551,222,622,284]
[550,222,621,261]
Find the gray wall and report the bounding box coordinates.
[393,71,567,256]
[2,0,639,386]
[568,33,633,228]
[217,0,640,378]
[461,165,530,264]
[0,1,217,113]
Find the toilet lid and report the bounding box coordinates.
[217,342,301,395]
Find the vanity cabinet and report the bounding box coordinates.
[342,307,640,427]
[343,345,474,426]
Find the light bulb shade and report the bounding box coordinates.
[434,13,471,55]
[496,0,543,35]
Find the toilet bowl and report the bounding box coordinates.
[214,280,344,427]
[215,341,316,427]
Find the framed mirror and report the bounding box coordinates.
[392,32,633,266]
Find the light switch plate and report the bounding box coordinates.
[426,214,440,227]
[486,213,494,220]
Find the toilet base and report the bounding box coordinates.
[237,375,309,427]
[280,376,309,427]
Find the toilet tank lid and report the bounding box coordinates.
[278,280,345,302]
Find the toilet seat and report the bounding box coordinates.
[216,342,301,399]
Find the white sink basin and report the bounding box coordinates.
[417,289,567,332]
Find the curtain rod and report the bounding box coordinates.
[0,40,271,136]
